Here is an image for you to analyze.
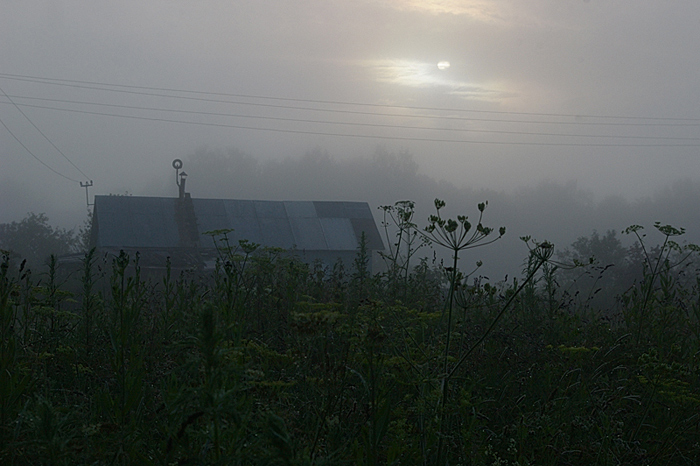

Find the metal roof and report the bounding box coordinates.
[93,196,180,248]
[93,196,384,252]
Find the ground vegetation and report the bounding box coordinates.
[1,202,699,465]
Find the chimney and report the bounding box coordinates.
[178,171,188,199]
[172,159,198,247]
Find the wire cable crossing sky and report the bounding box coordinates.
[1,74,698,149]
[2,72,699,122]
[2,0,700,218]
[0,84,91,182]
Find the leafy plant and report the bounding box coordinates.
[622,222,700,346]
[1,207,700,465]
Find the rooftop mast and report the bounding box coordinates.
[172,159,188,199]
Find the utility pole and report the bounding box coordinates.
[80,180,94,207]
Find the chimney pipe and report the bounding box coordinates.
[179,172,188,199]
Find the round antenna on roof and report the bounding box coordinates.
[172,159,186,197]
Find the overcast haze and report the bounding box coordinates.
[2,1,700,257]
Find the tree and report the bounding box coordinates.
[76,209,94,252]
[0,213,78,266]
[557,230,636,311]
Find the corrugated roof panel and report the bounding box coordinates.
[95,197,177,248]
[343,202,373,219]
[96,215,133,247]
[350,218,385,250]
[197,200,263,250]
[93,195,384,254]
[95,196,121,213]
[130,197,166,214]
[125,197,180,248]
[284,201,316,218]
[319,218,357,250]
[254,201,286,218]
[258,217,295,249]
[161,201,181,246]
[223,199,256,218]
[193,200,229,231]
[200,230,234,251]
[227,217,264,245]
[131,211,175,247]
[289,217,328,250]
[314,201,345,218]
[192,199,230,248]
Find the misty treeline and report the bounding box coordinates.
[5,144,700,276]
[0,212,90,266]
[178,146,700,276]
[1,193,700,464]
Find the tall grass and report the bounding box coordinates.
[0,210,699,465]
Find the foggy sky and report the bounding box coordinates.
[2,1,700,235]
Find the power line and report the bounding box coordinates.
[0,113,80,182]
[7,93,700,129]
[3,101,698,148]
[0,86,91,180]
[1,72,699,123]
[1,72,698,150]
[1,96,698,142]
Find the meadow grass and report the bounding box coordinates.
[1,208,699,465]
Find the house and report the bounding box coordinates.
[89,194,384,272]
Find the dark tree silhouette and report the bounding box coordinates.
[0,212,78,266]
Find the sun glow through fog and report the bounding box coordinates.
[362,58,510,103]
[372,59,441,87]
[380,0,505,23]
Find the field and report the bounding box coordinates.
[1,202,699,465]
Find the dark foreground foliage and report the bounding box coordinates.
[1,206,699,465]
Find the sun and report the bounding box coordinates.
[437,61,451,70]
